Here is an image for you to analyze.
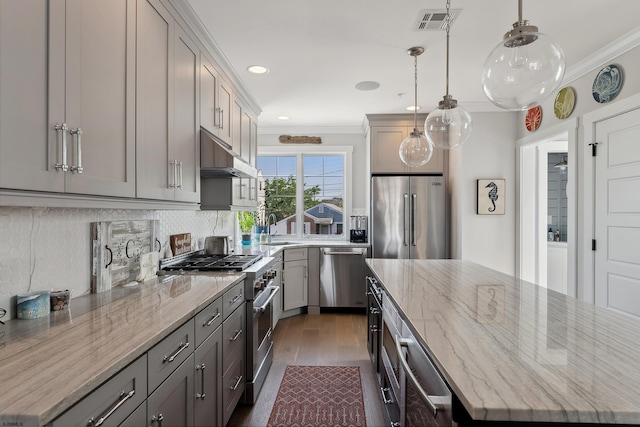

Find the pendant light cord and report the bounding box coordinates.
[413,54,418,130]
[518,0,523,23]
[445,0,451,97]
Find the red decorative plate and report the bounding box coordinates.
[525,106,542,132]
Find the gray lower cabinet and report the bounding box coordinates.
[119,402,147,427]
[222,303,246,426]
[49,283,246,427]
[48,355,147,427]
[194,326,223,427]
[283,248,309,311]
[147,354,195,427]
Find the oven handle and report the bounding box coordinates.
[396,336,439,417]
[253,286,280,313]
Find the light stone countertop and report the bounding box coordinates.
[0,272,244,426]
[366,258,640,425]
[234,239,370,257]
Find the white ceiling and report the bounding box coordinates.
[185,0,640,131]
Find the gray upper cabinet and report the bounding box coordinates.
[136,0,199,203]
[0,0,136,197]
[368,114,444,175]
[200,56,220,137]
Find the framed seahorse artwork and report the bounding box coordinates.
[477,179,505,215]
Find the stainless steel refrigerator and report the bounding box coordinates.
[371,175,447,259]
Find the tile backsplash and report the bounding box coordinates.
[0,207,235,320]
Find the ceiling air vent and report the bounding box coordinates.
[413,9,461,31]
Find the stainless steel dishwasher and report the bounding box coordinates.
[319,247,369,308]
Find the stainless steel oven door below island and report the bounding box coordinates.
[244,284,279,404]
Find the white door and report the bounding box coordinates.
[594,107,640,317]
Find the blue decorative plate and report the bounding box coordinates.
[592,64,623,103]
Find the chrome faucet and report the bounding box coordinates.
[267,213,277,242]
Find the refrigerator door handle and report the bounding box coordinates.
[403,193,409,246]
[411,193,417,246]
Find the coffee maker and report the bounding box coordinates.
[349,216,368,243]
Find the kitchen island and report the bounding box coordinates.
[366,258,640,425]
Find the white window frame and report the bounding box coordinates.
[257,145,353,240]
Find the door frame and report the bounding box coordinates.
[516,118,578,297]
[582,92,640,304]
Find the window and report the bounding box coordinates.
[257,153,346,238]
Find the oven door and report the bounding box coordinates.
[252,285,279,374]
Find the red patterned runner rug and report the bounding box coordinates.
[267,365,367,427]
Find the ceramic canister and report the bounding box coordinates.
[17,291,51,320]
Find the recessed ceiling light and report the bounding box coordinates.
[277,116,290,120]
[355,81,380,91]
[247,65,269,74]
[406,105,422,111]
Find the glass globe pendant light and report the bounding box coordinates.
[481,0,565,110]
[399,47,433,167]
[425,0,472,150]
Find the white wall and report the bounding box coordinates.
[450,112,518,275]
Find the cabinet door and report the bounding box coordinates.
[231,97,243,158]
[283,259,308,310]
[272,258,283,329]
[0,0,64,192]
[172,25,200,203]
[370,126,408,174]
[200,56,219,136]
[64,0,136,197]
[241,109,251,163]
[119,402,147,427]
[217,79,234,149]
[194,326,222,427]
[147,354,195,427]
[136,0,174,200]
[250,116,258,167]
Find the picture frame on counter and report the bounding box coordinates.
[477,179,505,215]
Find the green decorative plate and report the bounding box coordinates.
[554,87,576,119]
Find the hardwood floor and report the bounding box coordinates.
[228,312,386,426]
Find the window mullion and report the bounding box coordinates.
[296,153,304,238]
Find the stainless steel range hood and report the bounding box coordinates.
[200,127,257,179]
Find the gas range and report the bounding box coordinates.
[160,252,263,272]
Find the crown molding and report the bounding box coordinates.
[257,126,366,136]
[563,26,640,85]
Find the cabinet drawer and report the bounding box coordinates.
[148,319,195,393]
[285,247,308,262]
[194,296,223,348]
[50,355,147,427]
[222,280,244,320]
[222,304,245,372]
[222,351,244,426]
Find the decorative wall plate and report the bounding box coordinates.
[525,106,542,132]
[592,64,623,103]
[554,87,576,119]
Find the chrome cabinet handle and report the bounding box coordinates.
[163,341,189,363]
[230,375,243,391]
[204,311,221,327]
[217,107,224,130]
[229,293,242,304]
[323,250,365,256]
[253,286,280,313]
[229,329,242,342]
[88,390,135,426]
[169,160,177,188]
[54,123,68,172]
[380,387,393,404]
[403,193,409,246]
[411,193,417,246]
[196,363,206,400]
[69,127,83,173]
[395,336,440,417]
[370,325,379,332]
[370,307,380,314]
[151,413,164,426]
[177,161,183,189]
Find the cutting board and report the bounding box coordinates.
[170,233,192,256]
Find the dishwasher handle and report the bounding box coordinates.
[322,249,366,256]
